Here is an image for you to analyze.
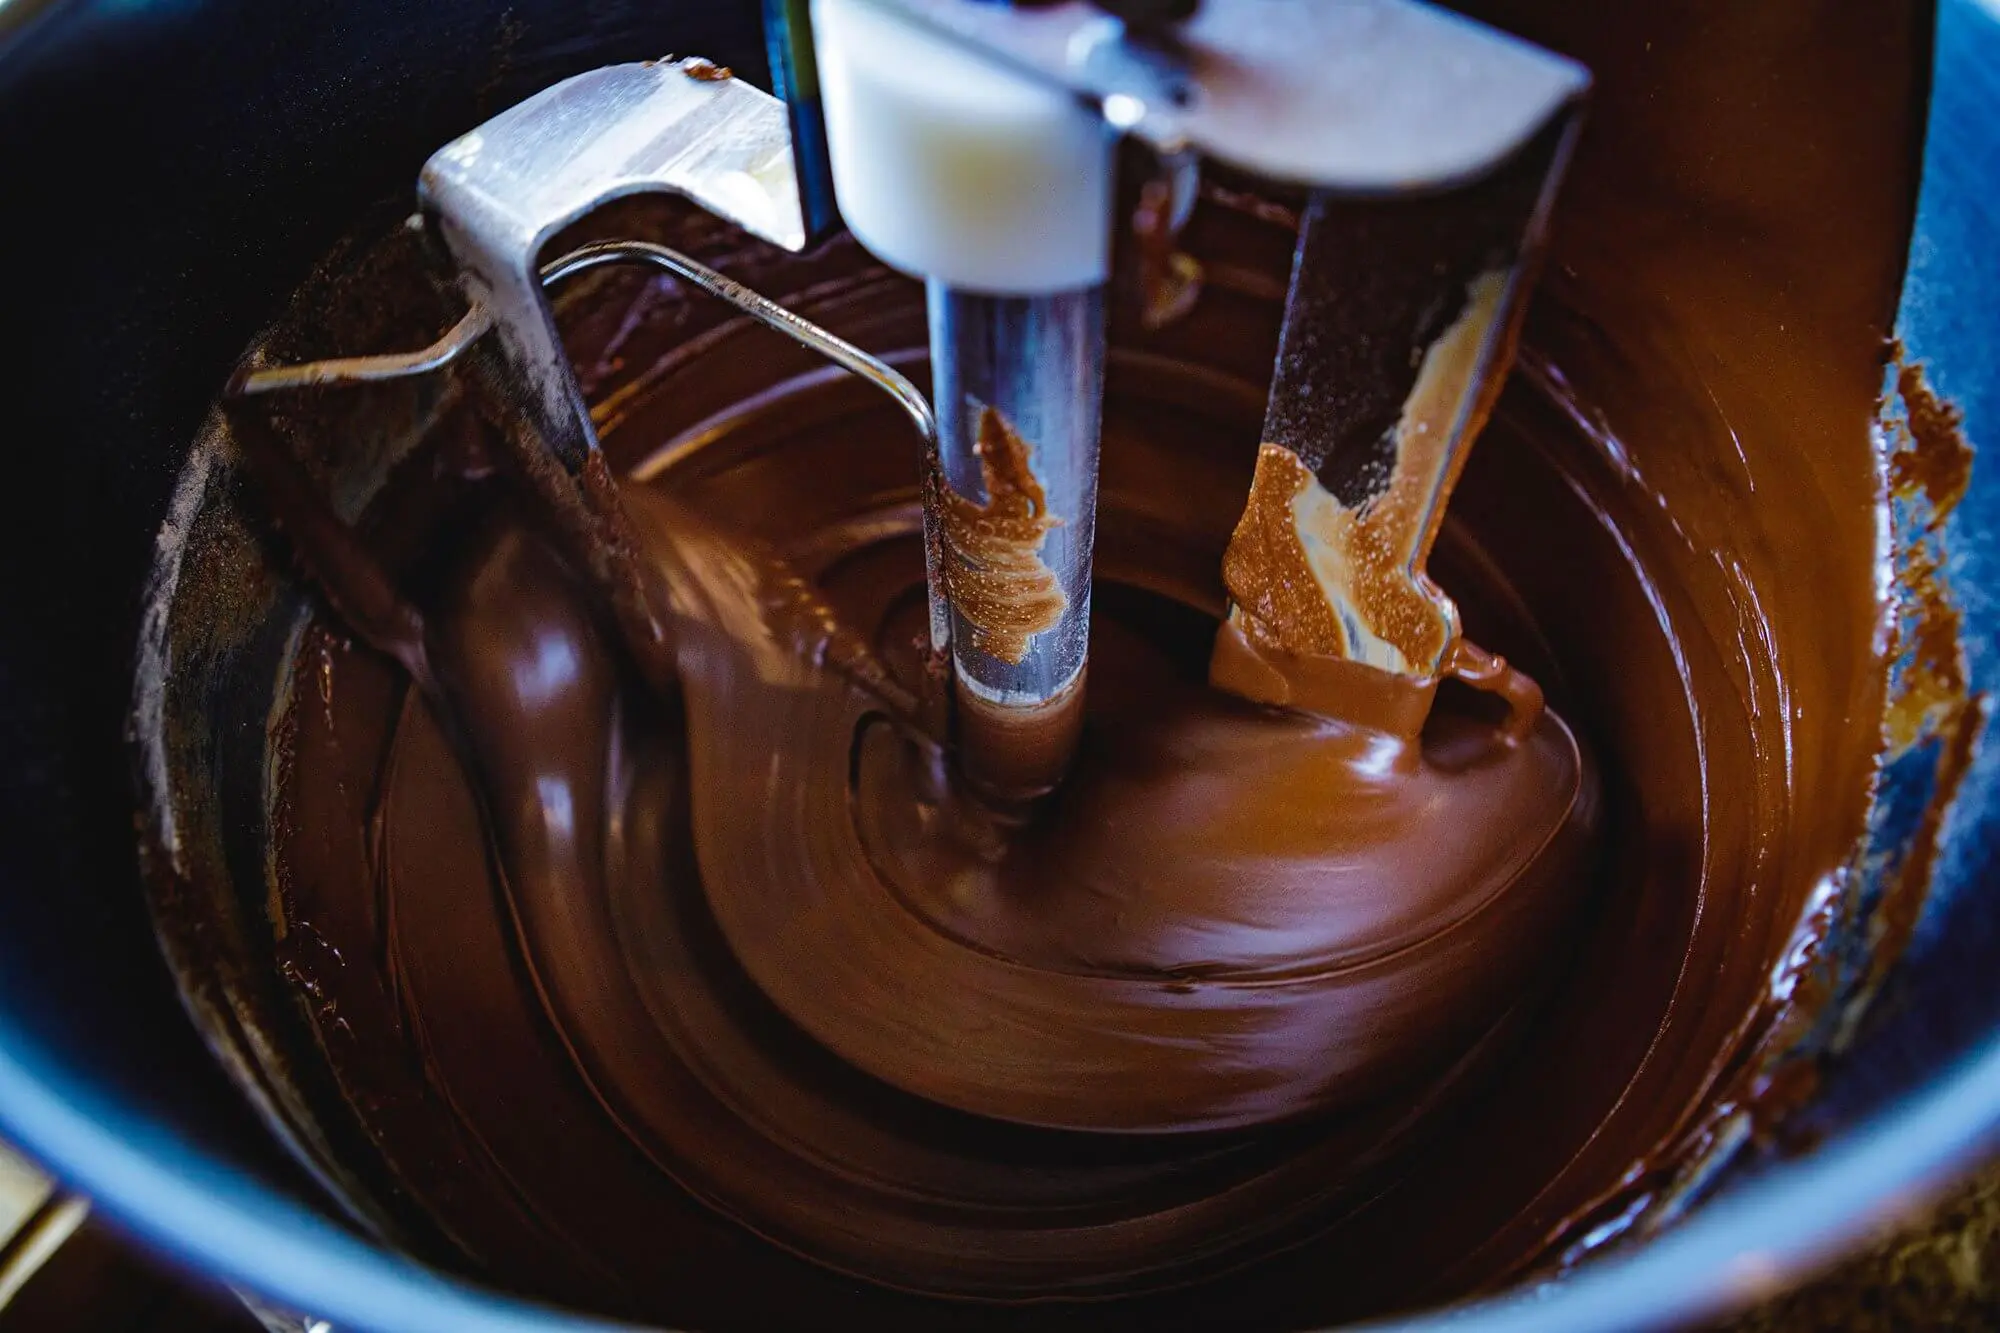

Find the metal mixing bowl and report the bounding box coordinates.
[0,0,1994,1328]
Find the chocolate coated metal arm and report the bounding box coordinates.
[225,240,947,658]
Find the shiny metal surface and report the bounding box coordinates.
[228,304,494,397]
[927,282,1103,704]
[224,241,937,459]
[410,53,955,661]
[418,59,807,470]
[544,241,935,450]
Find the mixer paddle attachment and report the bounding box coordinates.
[807,0,1588,786]
[1215,110,1585,714]
[230,0,1588,798]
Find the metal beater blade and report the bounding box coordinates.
[416,59,808,471]
[1252,109,1584,681]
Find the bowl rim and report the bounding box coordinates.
[2,1018,1997,1332]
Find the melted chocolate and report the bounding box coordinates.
[248,1,1925,1327]
[618,458,1594,1139]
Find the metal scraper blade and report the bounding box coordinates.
[1255,108,1584,680]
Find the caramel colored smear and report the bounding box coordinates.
[1890,354,1973,516]
[1217,272,1506,682]
[1218,444,1346,658]
[1883,351,1977,751]
[939,406,1066,664]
